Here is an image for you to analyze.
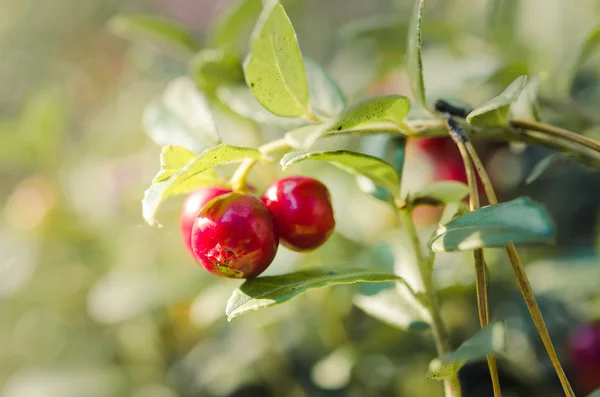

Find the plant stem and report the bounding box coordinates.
[511,119,600,153]
[454,141,502,397]
[398,210,461,397]
[230,158,258,191]
[464,142,576,397]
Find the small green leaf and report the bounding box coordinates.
[244,3,311,118]
[108,14,199,55]
[304,57,346,118]
[142,144,261,225]
[210,0,263,53]
[152,145,197,183]
[428,322,506,379]
[429,197,555,252]
[466,75,527,127]
[354,287,431,331]
[226,268,404,320]
[407,0,428,110]
[587,389,600,397]
[281,150,401,195]
[143,77,220,151]
[411,181,469,204]
[189,49,244,94]
[327,95,411,134]
[525,153,575,184]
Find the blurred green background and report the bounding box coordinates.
[1,0,600,396]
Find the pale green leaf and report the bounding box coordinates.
[304,57,346,118]
[281,150,400,194]
[587,389,600,397]
[407,0,427,109]
[108,14,199,55]
[327,95,411,134]
[411,181,469,204]
[429,197,555,252]
[189,49,243,93]
[428,322,506,379]
[244,3,310,118]
[142,144,261,225]
[226,268,404,320]
[466,75,527,127]
[152,145,197,183]
[210,0,263,53]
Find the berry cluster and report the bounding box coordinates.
[179,177,335,279]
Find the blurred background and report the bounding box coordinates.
[1,0,600,396]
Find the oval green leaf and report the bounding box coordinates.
[428,322,506,379]
[466,75,527,127]
[410,181,469,205]
[587,390,600,397]
[226,268,404,320]
[327,95,411,134]
[429,197,555,252]
[210,0,263,53]
[407,0,428,110]
[189,49,244,94]
[152,145,197,183]
[304,57,346,119]
[281,150,401,195]
[142,144,262,225]
[244,3,311,118]
[108,14,199,55]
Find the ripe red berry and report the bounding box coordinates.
[180,187,232,256]
[191,192,278,278]
[262,176,335,251]
[568,323,600,393]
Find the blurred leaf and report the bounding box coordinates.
[410,181,468,205]
[327,95,411,134]
[466,75,527,127]
[587,390,600,397]
[108,14,199,55]
[281,150,400,195]
[511,75,541,121]
[407,0,428,110]
[143,77,219,152]
[525,153,576,184]
[142,144,261,225]
[305,57,346,118]
[439,201,468,225]
[284,123,331,149]
[358,136,406,201]
[485,0,519,47]
[210,0,263,53]
[226,268,404,320]
[244,3,311,118]
[429,197,555,252]
[189,49,244,94]
[329,38,381,98]
[152,145,197,183]
[354,287,430,331]
[428,322,506,379]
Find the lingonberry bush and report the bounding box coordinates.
[108,1,600,396]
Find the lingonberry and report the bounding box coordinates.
[262,176,335,251]
[568,323,600,393]
[191,192,278,278]
[180,187,231,256]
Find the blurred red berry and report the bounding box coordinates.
[569,323,600,393]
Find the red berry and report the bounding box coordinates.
[191,192,278,278]
[568,323,600,393]
[262,176,335,251]
[180,187,232,256]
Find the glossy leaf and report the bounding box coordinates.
[143,77,219,152]
[327,95,411,134]
[210,0,263,53]
[108,15,199,55]
[281,150,401,195]
[466,75,527,127]
[410,181,469,204]
[226,268,404,320]
[428,322,506,379]
[429,197,555,252]
[304,57,346,118]
[152,145,197,183]
[142,144,261,225]
[407,0,427,110]
[244,3,311,118]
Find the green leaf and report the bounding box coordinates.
[407,0,427,110]
[284,123,331,149]
[428,322,506,379]
[327,95,411,134]
[466,75,527,127]
[525,153,575,184]
[143,77,220,152]
[587,389,600,397]
[410,181,469,204]
[152,145,197,183]
[304,57,346,118]
[217,85,306,127]
[189,49,244,94]
[281,150,401,195]
[354,287,431,331]
[226,268,404,320]
[244,3,311,118]
[429,197,555,252]
[108,14,199,55]
[210,0,263,53]
[142,144,261,225]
